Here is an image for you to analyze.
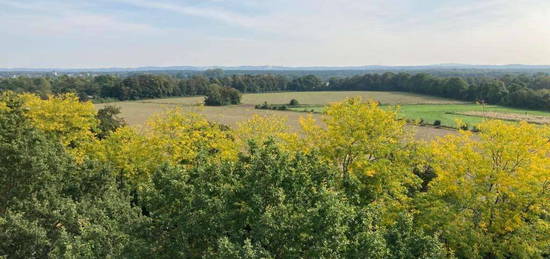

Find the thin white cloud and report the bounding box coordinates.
[0,0,549,67]
[0,0,161,37]
[114,0,260,28]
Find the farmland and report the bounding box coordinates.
[289,104,550,128]
[397,104,550,127]
[96,91,467,140]
[112,90,466,124]
[133,91,465,106]
[241,91,466,105]
[96,91,550,138]
[96,91,465,126]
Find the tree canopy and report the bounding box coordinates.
[204,84,241,106]
[1,92,549,258]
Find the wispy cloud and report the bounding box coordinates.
[113,0,261,28]
[0,0,549,67]
[0,0,160,36]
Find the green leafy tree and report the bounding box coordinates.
[95,105,127,139]
[289,98,299,106]
[204,84,241,106]
[0,94,148,258]
[139,140,446,258]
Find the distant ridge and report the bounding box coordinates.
[2,64,550,72]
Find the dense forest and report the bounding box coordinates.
[1,92,549,258]
[1,71,549,109]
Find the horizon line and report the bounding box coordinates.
[2,63,550,71]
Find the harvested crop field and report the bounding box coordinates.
[95,101,313,130]
[95,91,462,141]
[242,91,464,105]
[128,91,464,106]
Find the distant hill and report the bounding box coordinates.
[2,64,550,73]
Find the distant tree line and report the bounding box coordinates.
[1,72,549,109]
[328,73,550,110]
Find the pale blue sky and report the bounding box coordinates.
[1,0,549,68]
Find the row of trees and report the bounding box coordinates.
[1,72,549,109]
[328,73,550,110]
[1,92,549,258]
[0,74,291,101]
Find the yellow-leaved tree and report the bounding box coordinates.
[417,120,550,258]
[234,114,299,152]
[146,108,237,163]
[300,97,420,208]
[83,126,159,185]
[19,93,98,160]
[85,108,238,184]
[0,96,7,111]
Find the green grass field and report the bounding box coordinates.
[289,104,550,128]
[397,104,550,127]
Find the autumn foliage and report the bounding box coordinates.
[1,92,549,258]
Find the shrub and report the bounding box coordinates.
[278,105,287,110]
[460,124,469,131]
[433,120,441,127]
[289,99,299,106]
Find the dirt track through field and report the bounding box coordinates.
[456,111,550,124]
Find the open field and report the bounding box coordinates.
[95,91,463,141]
[241,91,466,105]
[397,104,550,127]
[134,91,465,106]
[456,111,550,124]
[96,101,315,130]
[290,104,550,128]
[97,91,550,140]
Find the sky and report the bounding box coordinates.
[1,0,549,68]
